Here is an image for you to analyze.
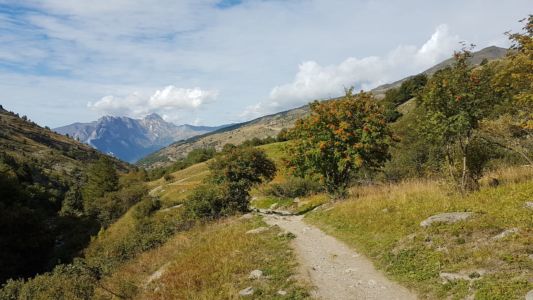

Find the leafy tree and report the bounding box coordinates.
[484,16,533,165]
[209,147,276,212]
[60,184,84,216]
[417,49,499,191]
[382,74,428,122]
[82,157,119,215]
[186,147,276,218]
[494,15,532,130]
[287,89,392,196]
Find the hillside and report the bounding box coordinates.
[0,105,130,283]
[138,46,508,169]
[137,106,309,168]
[55,113,226,163]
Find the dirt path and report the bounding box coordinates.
[263,214,417,300]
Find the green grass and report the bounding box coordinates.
[306,176,533,299]
[251,194,330,214]
[252,196,295,210]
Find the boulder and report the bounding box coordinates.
[420,212,474,227]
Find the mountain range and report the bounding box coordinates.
[55,113,226,163]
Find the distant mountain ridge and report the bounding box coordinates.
[55,113,226,163]
[137,46,508,169]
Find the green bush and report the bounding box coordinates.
[184,185,228,219]
[87,185,148,227]
[262,177,323,198]
[0,260,97,300]
[132,198,161,220]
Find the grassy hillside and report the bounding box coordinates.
[0,106,131,283]
[93,216,309,299]
[306,167,533,299]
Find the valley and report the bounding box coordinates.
[1,12,532,300]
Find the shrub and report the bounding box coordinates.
[132,198,161,220]
[184,185,227,219]
[163,173,173,181]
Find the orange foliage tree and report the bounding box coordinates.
[286,89,391,196]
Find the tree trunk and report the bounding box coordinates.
[461,134,471,192]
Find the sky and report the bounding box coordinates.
[0,0,531,128]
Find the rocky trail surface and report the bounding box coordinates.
[263,214,417,300]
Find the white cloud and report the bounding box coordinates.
[241,24,460,118]
[0,0,528,127]
[87,86,218,121]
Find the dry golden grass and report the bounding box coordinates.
[95,216,309,300]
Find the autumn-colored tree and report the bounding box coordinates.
[493,15,533,130]
[483,16,533,165]
[287,89,391,196]
[418,48,499,191]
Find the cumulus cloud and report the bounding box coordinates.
[243,24,459,118]
[88,86,218,121]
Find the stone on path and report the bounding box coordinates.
[420,212,474,227]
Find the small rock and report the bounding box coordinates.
[528,254,533,261]
[160,204,183,212]
[382,208,390,213]
[526,289,533,300]
[239,286,254,296]
[492,228,519,240]
[293,197,300,203]
[240,213,254,219]
[524,202,533,210]
[420,212,474,227]
[246,227,269,234]
[368,279,376,287]
[248,269,263,279]
[439,272,471,282]
[344,268,357,273]
[270,203,279,210]
[277,290,287,296]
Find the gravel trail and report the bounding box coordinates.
[264,214,417,300]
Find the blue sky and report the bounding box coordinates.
[0,0,531,127]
